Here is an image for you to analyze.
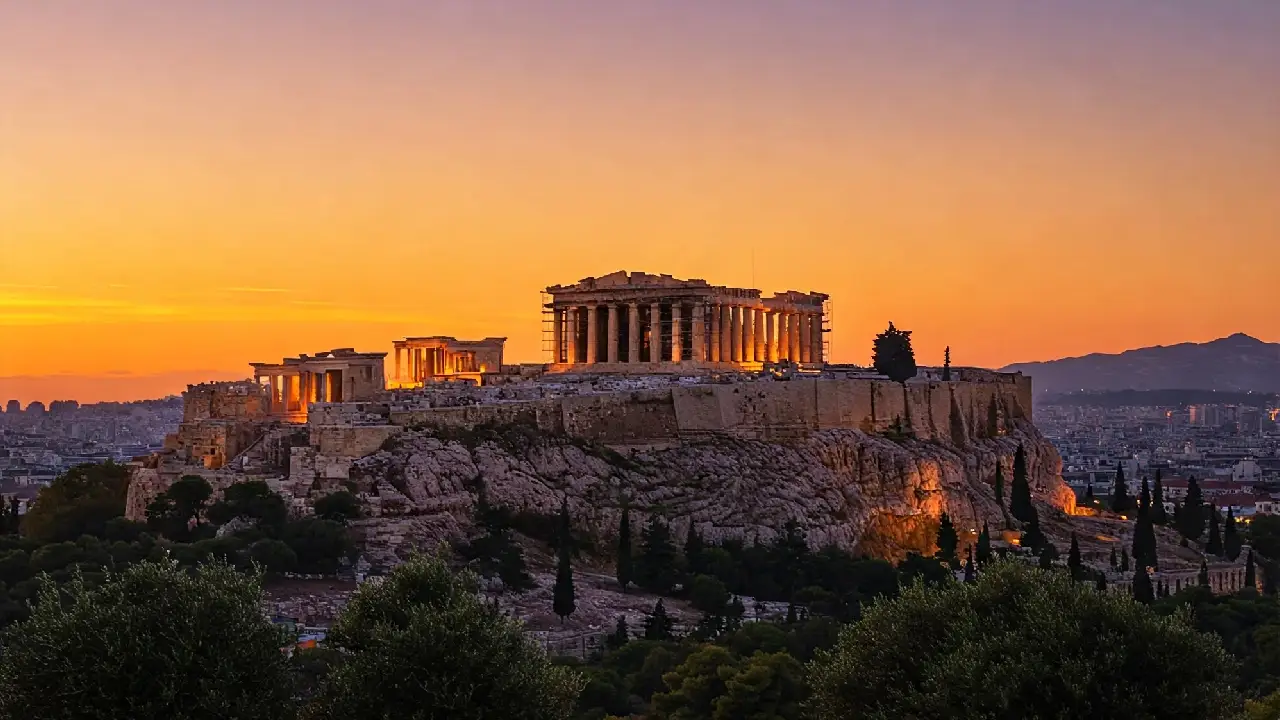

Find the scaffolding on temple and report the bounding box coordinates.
[822,298,834,364]
[540,292,557,363]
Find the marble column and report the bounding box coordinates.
[628,303,641,363]
[789,313,802,362]
[553,308,564,363]
[800,314,813,364]
[720,304,733,363]
[317,372,328,403]
[586,305,599,364]
[691,304,706,362]
[671,304,683,363]
[752,308,762,361]
[810,311,824,364]
[742,307,755,363]
[765,311,777,362]
[394,348,402,382]
[729,306,742,362]
[710,304,721,362]
[566,308,578,364]
[606,305,619,363]
[649,302,663,363]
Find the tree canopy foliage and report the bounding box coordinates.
[21,462,131,544]
[871,322,917,383]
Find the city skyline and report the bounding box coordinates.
[4,0,1279,403]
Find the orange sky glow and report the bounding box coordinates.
[2,1,1278,404]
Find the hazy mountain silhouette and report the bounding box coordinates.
[1001,334,1280,393]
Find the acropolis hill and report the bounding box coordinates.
[127,271,1079,567]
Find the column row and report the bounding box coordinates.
[263,372,337,414]
[554,303,824,366]
[394,347,447,383]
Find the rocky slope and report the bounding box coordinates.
[348,420,1075,565]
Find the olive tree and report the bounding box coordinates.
[808,561,1241,719]
[0,559,295,720]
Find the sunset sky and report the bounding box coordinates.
[3,0,1278,404]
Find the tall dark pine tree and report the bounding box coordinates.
[637,516,679,594]
[684,523,705,578]
[963,547,976,583]
[872,322,917,383]
[1223,507,1242,560]
[1198,558,1211,588]
[1132,477,1158,569]
[643,599,674,641]
[553,500,576,623]
[1246,549,1257,590]
[1067,533,1083,580]
[1139,476,1151,511]
[941,346,952,381]
[1021,508,1046,552]
[1110,464,1130,513]
[616,506,633,592]
[1180,477,1205,541]
[1152,469,1168,525]
[1095,571,1108,592]
[1132,566,1154,604]
[1206,508,1223,556]
[976,522,992,565]
[1120,549,1130,573]
[1009,445,1035,523]
[606,615,630,649]
[936,512,959,568]
[994,463,1005,508]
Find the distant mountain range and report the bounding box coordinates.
[1000,334,1280,394]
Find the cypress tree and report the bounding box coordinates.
[1198,558,1211,588]
[963,546,976,583]
[1246,549,1257,590]
[616,506,633,592]
[1111,464,1130,513]
[637,516,679,594]
[1224,508,1242,560]
[1120,549,1130,573]
[684,523,705,578]
[1009,445,1034,523]
[1020,508,1045,551]
[1109,546,1118,570]
[1206,508,1222,556]
[994,463,1005,507]
[942,346,952,381]
[1038,542,1058,569]
[1067,533,1082,580]
[1095,570,1107,592]
[1152,469,1168,525]
[552,500,575,623]
[976,521,992,565]
[643,599,674,640]
[1133,566,1154,604]
[606,615,630,649]
[936,512,959,568]
[1180,477,1205,541]
[1132,479,1158,569]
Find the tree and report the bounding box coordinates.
[279,517,354,574]
[1009,446,1035,523]
[652,645,807,720]
[684,523,705,578]
[941,346,952,381]
[617,506,633,592]
[637,516,679,595]
[1246,549,1257,590]
[1132,478,1158,569]
[304,553,583,719]
[1038,542,1059,569]
[871,322,917,383]
[1111,465,1130,513]
[963,547,976,584]
[1207,508,1223,556]
[690,575,730,616]
[1152,469,1168,525]
[644,599,675,641]
[1095,571,1108,593]
[312,490,361,523]
[606,615,630,650]
[0,560,294,720]
[1225,507,1242,561]
[994,463,1005,507]
[1199,559,1211,587]
[1068,534,1083,580]
[206,481,288,532]
[976,522,992,565]
[553,501,575,623]
[21,462,131,543]
[1181,477,1205,541]
[935,512,959,568]
[1133,566,1154,604]
[1021,511,1046,553]
[807,561,1241,719]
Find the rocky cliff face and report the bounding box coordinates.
[348,419,1074,566]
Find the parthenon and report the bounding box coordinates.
[545,271,828,373]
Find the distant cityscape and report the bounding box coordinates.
[0,397,181,509]
[1040,395,1280,521]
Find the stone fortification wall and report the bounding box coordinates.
[395,376,1032,448]
[182,381,268,422]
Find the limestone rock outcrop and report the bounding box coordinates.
[349,419,1073,566]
